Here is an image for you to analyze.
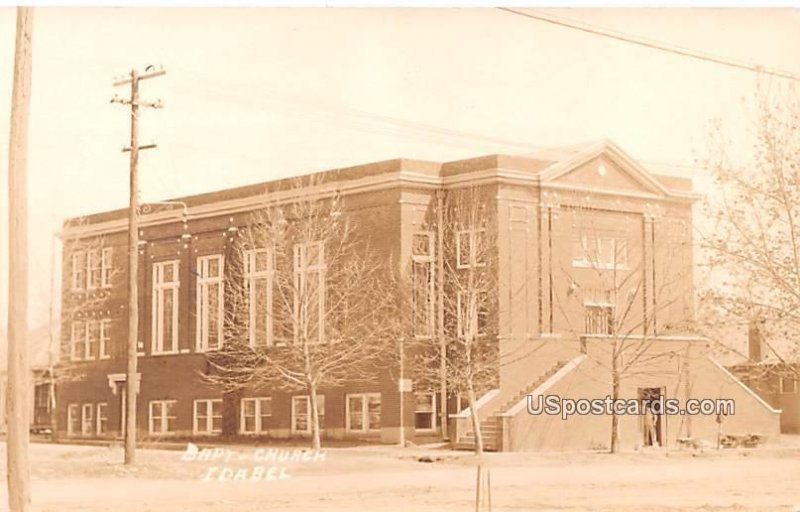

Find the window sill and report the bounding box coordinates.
[571,261,629,271]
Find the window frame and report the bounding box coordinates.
[70,321,85,362]
[99,319,111,359]
[193,398,223,435]
[101,247,113,288]
[195,254,225,352]
[456,228,486,269]
[81,403,94,436]
[71,251,87,292]
[67,403,80,437]
[87,248,102,290]
[572,235,629,270]
[414,392,437,432]
[293,241,326,345]
[152,260,180,355]
[411,232,435,338]
[240,396,272,434]
[244,248,274,347]
[96,403,108,436]
[345,392,382,433]
[149,400,177,436]
[584,303,614,336]
[291,394,325,435]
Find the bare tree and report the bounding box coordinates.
[700,86,800,386]
[207,177,396,450]
[405,187,500,457]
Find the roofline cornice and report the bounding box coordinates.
[62,163,696,239]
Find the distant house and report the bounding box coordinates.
[0,326,57,435]
[729,322,800,434]
[56,140,780,451]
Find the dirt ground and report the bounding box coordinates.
[1,437,799,511]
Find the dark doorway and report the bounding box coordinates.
[638,387,664,447]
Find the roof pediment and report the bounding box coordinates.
[539,140,671,197]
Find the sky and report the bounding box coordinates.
[0,7,799,329]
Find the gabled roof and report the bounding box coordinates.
[537,139,672,197]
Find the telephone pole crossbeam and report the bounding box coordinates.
[111,65,165,466]
[122,144,157,153]
[113,68,166,87]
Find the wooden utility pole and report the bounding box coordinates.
[6,7,34,512]
[111,66,164,465]
[436,189,447,440]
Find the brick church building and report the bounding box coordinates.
[57,140,780,451]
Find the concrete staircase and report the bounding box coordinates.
[454,361,567,452]
[454,415,502,452]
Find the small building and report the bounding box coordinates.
[729,322,800,434]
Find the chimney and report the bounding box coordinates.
[748,319,765,362]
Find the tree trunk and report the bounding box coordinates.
[610,369,620,454]
[467,382,483,455]
[309,384,322,451]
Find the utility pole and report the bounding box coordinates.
[6,7,34,512]
[436,189,447,440]
[111,66,165,465]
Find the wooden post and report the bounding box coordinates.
[6,7,34,512]
[436,189,447,440]
[112,66,165,465]
[124,69,140,465]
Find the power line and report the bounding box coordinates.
[497,7,800,83]
[172,66,711,176]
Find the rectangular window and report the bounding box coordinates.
[780,377,797,394]
[346,393,381,433]
[149,400,177,435]
[240,397,272,434]
[456,229,485,269]
[245,248,273,347]
[70,321,86,361]
[456,290,488,339]
[34,385,50,410]
[585,304,614,335]
[412,232,435,338]
[193,399,223,435]
[71,251,86,291]
[87,249,102,290]
[294,242,325,344]
[152,261,180,354]
[96,403,108,436]
[85,321,98,361]
[291,395,325,434]
[414,392,436,431]
[573,235,628,269]
[81,403,94,436]
[101,247,113,288]
[99,319,111,359]
[196,255,224,352]
[67,404,80,437]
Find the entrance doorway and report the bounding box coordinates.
[638,387,665,447]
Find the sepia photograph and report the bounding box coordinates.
[0,3,799,511]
